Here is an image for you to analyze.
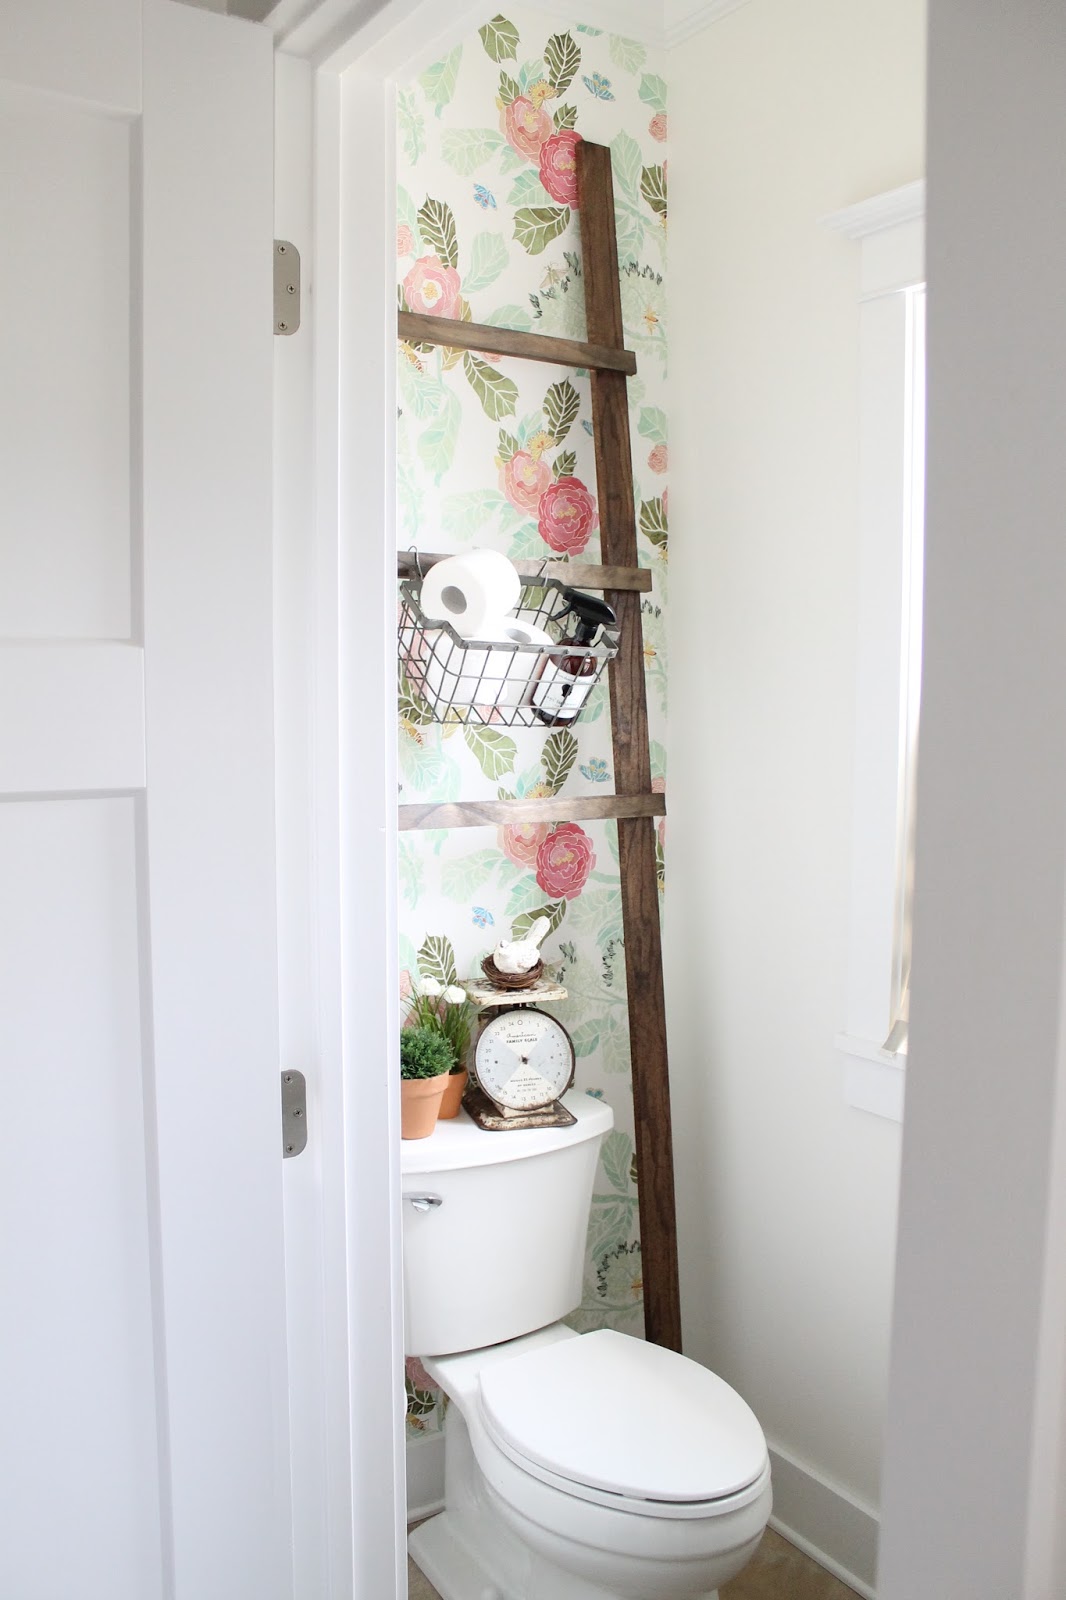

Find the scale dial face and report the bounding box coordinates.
[474,1007,575,1112]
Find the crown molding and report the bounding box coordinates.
[821,180,926,240]
[665,0,751,49]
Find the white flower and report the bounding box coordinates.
[442,985,467,1006]
[418,976,443,997]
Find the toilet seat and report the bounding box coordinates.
[477,1328,769,1520]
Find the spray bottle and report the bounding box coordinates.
[532,588,617,726]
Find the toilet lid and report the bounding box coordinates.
[477,1330,767,1504]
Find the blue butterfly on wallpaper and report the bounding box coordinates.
[581,419,594,436]
[582,72,615,100]
[472,906,495,929]
[473,183,497,210]
[580,759,610,783]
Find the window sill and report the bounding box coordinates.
[836,1034,906,1123]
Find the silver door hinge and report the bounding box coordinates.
[282,1070,307,1158]
[274,240,301,336]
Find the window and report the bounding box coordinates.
[823,181,925,1122]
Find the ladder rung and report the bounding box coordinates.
[397,552,652,594]
[398,311,637,376]
[398,793,666,832]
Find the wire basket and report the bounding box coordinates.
[398,573,619,728]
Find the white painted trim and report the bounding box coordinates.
[766,1442,879,1599]
[666,0,751,49]
[0,642,145,794]
[822,180,926,241]
[836,1036,906,1124]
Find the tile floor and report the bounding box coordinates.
[407,1526,860,1599]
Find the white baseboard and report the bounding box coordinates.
[406,1432,446,1524]
[406,1427,879,1595]
[767,1441,879,1598]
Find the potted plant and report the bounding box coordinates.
[400,1025,453,1139]
[406,977,476,1120]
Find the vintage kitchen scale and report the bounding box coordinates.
[463,975,577,1131]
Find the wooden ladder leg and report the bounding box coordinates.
[579,140,682,1352]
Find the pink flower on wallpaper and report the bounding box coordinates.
[501,95,552,161]
[499,819,551,870]
[537,476,599,555]
[648,112,668,143]
[499,450,551,515]
[402,254,462,318]
[396,223,413,256]
[406,1356,436,1391]
[535,822,596,901]
[648,443,669,474]
[538,129,582,207]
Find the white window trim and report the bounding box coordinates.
[822,180,925,1123]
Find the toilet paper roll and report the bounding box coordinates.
[420,619,554,711]
[419,550,522,640]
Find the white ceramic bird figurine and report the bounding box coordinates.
[492,916,550,974]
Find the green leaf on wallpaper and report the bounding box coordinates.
[397,87,426,164]
[638,72,668,113]
[569,1017,601,1058]
[507,167,553,209]
[637,405,668,446]
[552,449,576,480]
[511,901,566,941]
[601,1129,635,1194]
[497,142,528,176]
[482,303,535,332]
[418,934,458,988]
[544,31,581,93]
[463,352,519,421]
[656,832,665,891]
[552,102,578,131]
[396,185,421,251]
[513,204,571,256]
[608,34,647,73]
[517,57,546,95]
[507,521,549,559]
[640,164,668,219]
[441,849,503,900]
[463,724,517,780]
[397,360,447,422]
[399,672,433,726]
[599,1012,632,1075]
[541,729,578,793]
[608,131,643,202]
[418,45,462,117]
[543,378,580,443]
[497,429,518,462]
[463,231,509,294]
[586,1197,634,1263]
[417,196,458,269]
[575,23,603,36]
[441,128,505,175]
[639,497,668,548]
[649,739,667,783]
[417,388,462,482]
[441,488,506,539]
[506,875,548,917]
[478,14,520,62]
[497,69,521,106]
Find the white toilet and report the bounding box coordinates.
[403,1091,772,1600]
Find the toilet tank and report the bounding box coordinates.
[400,1091,614,1356]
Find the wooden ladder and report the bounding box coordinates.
[396,143,681,1352]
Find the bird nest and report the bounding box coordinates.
[480,956,544,991]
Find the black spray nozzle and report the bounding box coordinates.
[558,586,616,640]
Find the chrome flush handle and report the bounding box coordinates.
[406,1194,443,1213]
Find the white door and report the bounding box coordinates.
[0,4,294,1598]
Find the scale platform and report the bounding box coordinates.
[461,1082,576,1132]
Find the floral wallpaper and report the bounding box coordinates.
[395,8,668,1445]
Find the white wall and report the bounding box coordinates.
[666,0,925,1585]
[878,2,1066,1595]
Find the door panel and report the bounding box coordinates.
[2,799,163,1600]
[0,4,292,1597]
[0,83,132,638]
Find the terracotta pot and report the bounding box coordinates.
[437,1069,468,1120]
[400,1074,448,1139]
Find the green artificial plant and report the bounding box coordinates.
[405,977,476,1074]
[400,1025,453,1080]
